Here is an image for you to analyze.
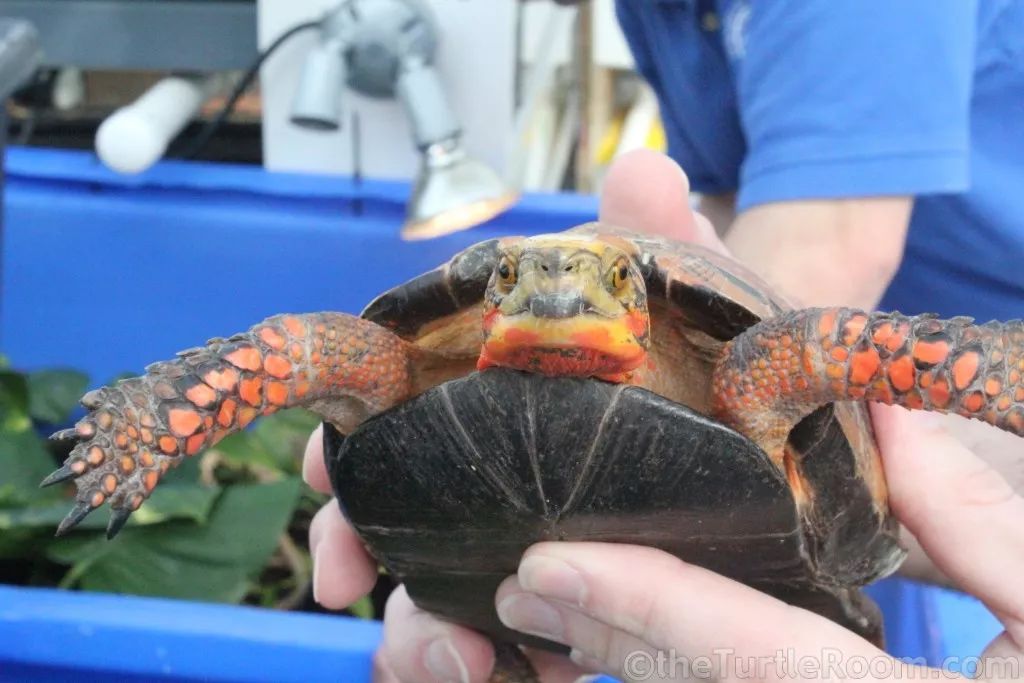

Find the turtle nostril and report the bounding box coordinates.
[541,265,549,272]
[563,265,573,272]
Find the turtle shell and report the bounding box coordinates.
[327,224,906,646]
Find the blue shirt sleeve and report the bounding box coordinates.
[735,0,977,211]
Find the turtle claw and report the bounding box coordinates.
[80,388,105,409]
[56,503,93,537]
[106,508,132,539]
[39,464,77,488]
[49,428,79,443]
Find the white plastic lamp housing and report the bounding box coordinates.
[95,75,220,174]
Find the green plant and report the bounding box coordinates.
[0,355,373,616]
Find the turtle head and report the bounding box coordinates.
[477,235,650,381]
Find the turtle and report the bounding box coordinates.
[42,223,1024,682]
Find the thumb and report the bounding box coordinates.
[496,542,922,681]
[598,149,726,254]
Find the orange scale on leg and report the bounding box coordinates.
[264,355,293,379]
[185,383,218,408]
[871,322,894,345]
[185,433,206,455]
[266,381,289,406]
[167,408,203,437]
[225,346,262,371]
[259,327,287,351]
[849,347,880,385]
[962,392,985,413]
[904,391,924,410]
[841,314,868,346]
[282,316,306,338]
[87,446,106,466]
[887,354,915,392]
[203,367,239,392]
[951,351,981,391]
[928,379,952,409]
[239,377,263,406]
[817,309,838,338]
[217,399,238,428]
[237,407,258,429]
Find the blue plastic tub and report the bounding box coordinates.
[0,147,1001,680]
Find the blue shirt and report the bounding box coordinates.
[615,0,1024,322]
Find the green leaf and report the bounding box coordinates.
[0,370,31,433]
[26,369,90,424]
[0,429,60,506]
[48,478,302,603]
[0,481,220,531]
[348,595,375,620]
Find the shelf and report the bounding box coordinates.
[0,0,256,70]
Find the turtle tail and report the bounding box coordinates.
[710,307,1024,465]
[41,312,412,538]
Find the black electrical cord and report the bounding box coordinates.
[172,19,322,160]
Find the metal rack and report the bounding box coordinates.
[0,0,256,70]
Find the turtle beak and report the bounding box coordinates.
[527,293,590,319]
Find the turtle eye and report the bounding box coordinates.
[497,257,517,286]
[608,259,631,291]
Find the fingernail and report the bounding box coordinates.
[311,544,323,605]
[496,593,565,641]
[519,555,587,606]
[424,638,470,683]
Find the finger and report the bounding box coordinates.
[302,423,332,493]
[373,648,403,683]
[872,405,1024,638]
[598,149,727,254]
[308,499,378,609]
[381,584,495,683]
[495,543,891,679]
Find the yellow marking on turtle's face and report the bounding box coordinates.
[478,235,650,381]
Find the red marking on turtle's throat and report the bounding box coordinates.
[491,346,637,378]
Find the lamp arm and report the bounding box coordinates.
[395,57,461,149]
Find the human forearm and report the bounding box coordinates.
[718,197,913,310]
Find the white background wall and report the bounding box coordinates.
[257,0,632,181]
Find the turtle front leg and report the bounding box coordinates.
[42,312,412,538]
[711,307,1024,465]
